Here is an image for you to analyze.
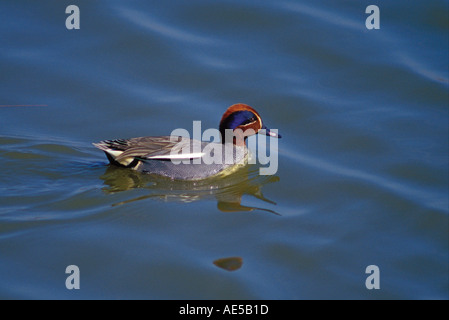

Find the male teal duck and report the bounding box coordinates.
[93,103,281,180]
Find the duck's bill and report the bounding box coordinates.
[260,126,282,138]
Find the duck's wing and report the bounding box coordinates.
[93,136,205,166]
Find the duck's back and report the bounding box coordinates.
[93,136,248,180]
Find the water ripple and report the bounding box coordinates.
[116,6,223,46]
[282,148,448,213]
[280,1,362,31]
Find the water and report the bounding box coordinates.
[0,0,448,299]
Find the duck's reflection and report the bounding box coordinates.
[213,257,243,271]
[99,164,280,215]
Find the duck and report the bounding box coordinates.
[93,103,281,180]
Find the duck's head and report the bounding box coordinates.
[219,103,281,145]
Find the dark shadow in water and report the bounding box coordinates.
[99,164,281,215]
[213,256,243,272]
